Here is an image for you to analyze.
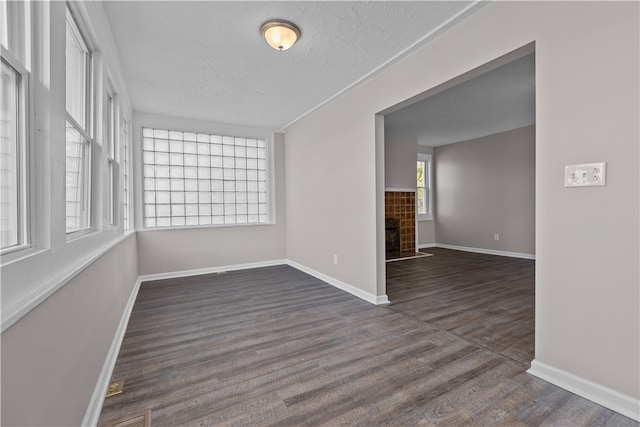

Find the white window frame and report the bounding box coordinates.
[0,1,33,259]
[105,85,117,226]
[65,4,94,238]
[1,51,29,254]
[121,115,131,231]
[417,153,433,221]
[1,1,30,68]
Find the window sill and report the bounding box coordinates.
[141,221,276,233]
[66,227,96,242]
[418,215,433,222]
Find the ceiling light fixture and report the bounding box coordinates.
[260,19,301,51]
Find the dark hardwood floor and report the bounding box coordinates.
[387,247,535,366]
[98,259,637,426]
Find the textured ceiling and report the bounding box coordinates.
[103,1,477,130]
[385,53,536,147]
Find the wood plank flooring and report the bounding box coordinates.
[98,260,637,426]
[386,247,535,366]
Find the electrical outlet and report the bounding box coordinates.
[333,254,338,265]
[494,234,500,241]
[565,162,606,187]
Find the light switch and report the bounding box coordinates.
[565,162,606,187]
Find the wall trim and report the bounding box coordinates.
[82,277,143,427]
[528,360,640,422]
[434,243,535,260]
[286,260,389,305]
[138,259,288,283]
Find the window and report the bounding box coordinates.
[417,153,432,220]
[106,89,116,225]
[142,127,269,228]
[1,1,30,253]
[1,59,26,250]
[65,6,92,234]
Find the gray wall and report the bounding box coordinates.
[284,1,639,403]
[1,234,139,426]
[434,125,535,255]
[385,134,418,189]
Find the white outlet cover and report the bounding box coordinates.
[565,162,606,187]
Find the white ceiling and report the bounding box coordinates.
[102,1,477,131]
[385,53,536,147]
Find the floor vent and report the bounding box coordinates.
[105,379,124,397]
[105,410,150,427]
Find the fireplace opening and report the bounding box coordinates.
[385,218,400,254]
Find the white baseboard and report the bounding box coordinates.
[82,277,143,427]
[141,259,390,306]
[286,260,389,305]
[418,243,436,249]
[435,243,535,260]
[528,360,640,421]
[138,259,287,283]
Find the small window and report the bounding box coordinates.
[141,127,270,228]
[65,6,93,234]
[417,154,432,220]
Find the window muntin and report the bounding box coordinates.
[142,127,269,228]
[65,6,92,234]
[417,154,432,219]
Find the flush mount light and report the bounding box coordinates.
[260,19,301,51]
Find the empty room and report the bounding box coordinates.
[1,1,638,426]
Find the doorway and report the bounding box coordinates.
[376,43,536,364]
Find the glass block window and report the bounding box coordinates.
[142,127,269,228]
